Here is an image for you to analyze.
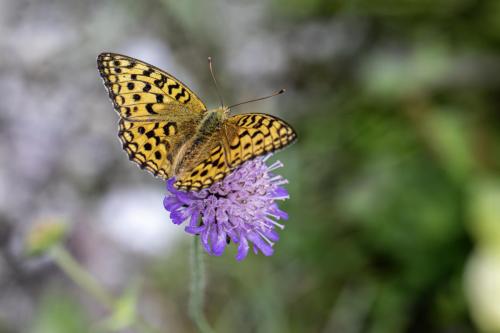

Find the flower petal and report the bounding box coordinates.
[247,232,274,257]
[185,211,203,234]
[200,230,212,254]
[166,178,178,193]
[263,229,280,242]
[212,227,227,256]
[163,197,181,211]
[236,236,249,261]
[163,156,289,260]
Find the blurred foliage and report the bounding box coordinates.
[29,291,88,333]
[99,285,139,332]
[25,219,67,257]
[2,0,500,332]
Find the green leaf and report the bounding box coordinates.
[99,283,140,332]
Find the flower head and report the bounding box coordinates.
[163,156,290,261]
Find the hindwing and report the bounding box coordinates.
[224,113,297,168]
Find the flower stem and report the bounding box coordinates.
[51,245,114,308]
[189,237,214,333]
[50,245,159,333]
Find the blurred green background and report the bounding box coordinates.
[1,0,500,332]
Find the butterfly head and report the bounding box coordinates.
[214,105,231,120]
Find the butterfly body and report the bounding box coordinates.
[173,107,228,177]
[97,53,297,191]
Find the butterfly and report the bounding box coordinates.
[97,53,297,191]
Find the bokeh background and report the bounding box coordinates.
[1,0,500,332]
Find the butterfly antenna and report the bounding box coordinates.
[228,89,286,109]
[208,57,224,108]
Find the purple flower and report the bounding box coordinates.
[163,156,290,261]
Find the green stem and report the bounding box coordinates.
[188,237,214,333]
[50,245,159,333]
[51,245,114,308]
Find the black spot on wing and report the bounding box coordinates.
[146,103,157,115]
[174,88,188,101]
[238,130,250,138]
[230,140,240,149]
[154,75,167,88]
[167,82,180,94]
[163,122,177,136]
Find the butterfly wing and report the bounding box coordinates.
[97,53,206,117]
[174,113,297,191]
[97,53,206,179]
[174,143,230,191]
[118,117,193,178]
[224,113,297,167]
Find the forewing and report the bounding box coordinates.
[97,53,205,179]
[97,52,207,118]
[225,113,297,167]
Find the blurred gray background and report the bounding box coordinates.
[2,0,500,332]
